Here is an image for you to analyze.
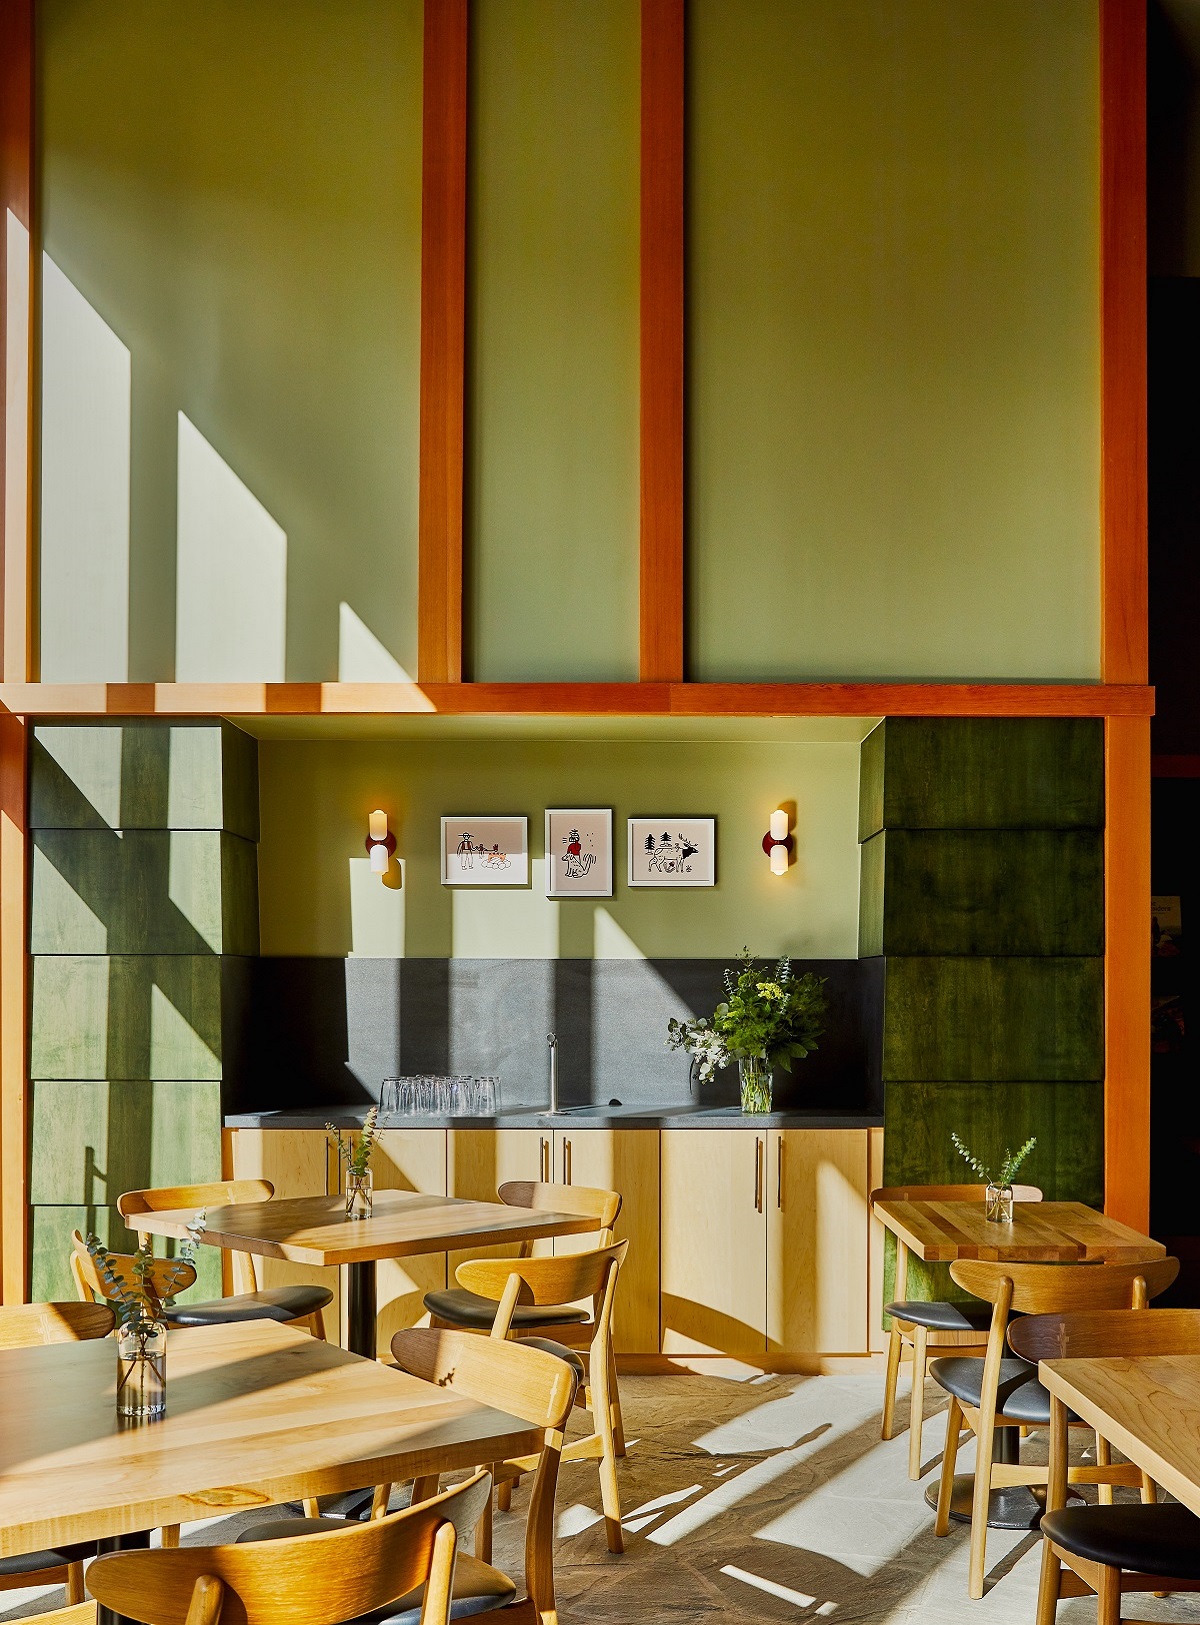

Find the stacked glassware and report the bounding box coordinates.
[380,1075,500,1119]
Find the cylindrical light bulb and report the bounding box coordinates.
[369,809,388,843]
[770,842,789,876]
[369,841,389,874]
[769,808,789,843]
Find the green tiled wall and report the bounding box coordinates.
[28,722,258,1300]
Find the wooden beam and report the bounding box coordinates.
[417,0,469,685]
[1,0,34,686]
[0,710,27,1301]
[0,679,1155,719]
[639,0,685,681]
[1104,716,1150,1232]
[1100,0,1147,684]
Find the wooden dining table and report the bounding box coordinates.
[134,1188,599,1357]
[871,1197,1166,1530]
[0,1319,543,1625]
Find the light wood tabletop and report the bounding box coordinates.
[0,1319,542,1558]
[871,1199,1165,1264]
[1039,1354,1200,1518]
[132,1189,600,1266]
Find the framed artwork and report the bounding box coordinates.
[545,808,613,898]
[627,817,716,888]
[440,817,529,886]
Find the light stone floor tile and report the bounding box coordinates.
[3,1372,1200,1624]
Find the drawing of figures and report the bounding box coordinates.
[645,831,699,875]
[456,831,475,871]
[562,828,597,880]
[482,843,511,871]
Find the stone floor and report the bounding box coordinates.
[5,1369,1200,1624]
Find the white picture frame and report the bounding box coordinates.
[627,817,716,888]
[545,808,613,898]
[440,816,529,886]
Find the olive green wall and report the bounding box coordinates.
[257,737,862,959]
[38,0,1101,684]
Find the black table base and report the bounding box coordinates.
[346,1260,378,1360]
[922,1424,1082,1530]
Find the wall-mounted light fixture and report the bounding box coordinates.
[365,808,397,877]
[762,808,793,875]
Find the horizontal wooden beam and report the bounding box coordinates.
[0,681,1154,720]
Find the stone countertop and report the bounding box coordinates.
[225,1103,884,1131]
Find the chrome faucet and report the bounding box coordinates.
[547,1032,559,1115]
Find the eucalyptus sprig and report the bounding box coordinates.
[327,1104,380,1180]
[951,1132,1037,1188]
[86,1209,207,1334]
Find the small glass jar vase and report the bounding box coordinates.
[738,1056,773,1114]
[116,1319,167,1419]
[345,1169,373,1219]
[985,1182,1014,1224]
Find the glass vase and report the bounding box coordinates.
[738,1057,774,1114]
[345,1169,373,1219]
[985,1182,1014,1224]
[116,1319,167,1419]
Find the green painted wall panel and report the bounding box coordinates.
[688,0,1100,681]
[30,956,224,1081]
[31,722,259,839]
[858,719,1105,839]
[466,0,640,681]
[30,1080,222,1205]
[31,1205,221,1302]
[883,957,1103,1082]
[859,829,1103,957]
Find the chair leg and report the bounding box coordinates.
[882,1321,903,1440]
[1096,1562,1122,1625]
[1035,1539,1063,1625]
[161,1526,180,1549]
[907,1324,928,1480]
[934,1396,963,1536]
[476,1479,493,1564]
[593,1354,624,1554]
[307,1311,326,1342]
[412,1475,440,1504]
[968,1419,996,1600]
[497,1477,514,1512]
[1095,1430,1113,1505]
[1141,1472,1159,1504]
[66,1563,85,1606]
[608,1337,626,1458]
[302,1499,320,1519]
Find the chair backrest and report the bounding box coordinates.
[498,1180,622,1244]
[1009,1305,1200,1363]
[392,1328,577,1618]
[456,1239,628,1314]
[951,1254,1178,1315]
[870,1183,1043,1206]
[70,1231,197,1309]
[118,1182,271,1294]
[85,1471,492,1625]
[0,1300,114,1346]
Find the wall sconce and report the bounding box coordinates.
[365,809,397,877]
[762,808,793,875]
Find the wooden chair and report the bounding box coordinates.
[117,1181,331,1336]
[0,1301,114,1609]
[235,1329,578,1624]
[86,1471,494,1625]
[872,1181,1043,1479]
[455,1240,628,1554]
[1009,1308,1200,1625]
[424,1180,627,1457]
[932,1254,1179,1598]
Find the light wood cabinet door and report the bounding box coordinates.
[867,1127,886,1352]
[660,1129,767,1356]
[228,1129,340,1341]
[446,1127,547,1281]
[767,1129,870,1355]
[552,1129,660,1353]
[373,1129,448,1357]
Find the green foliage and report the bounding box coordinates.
[951,1131,1037,1188]
[667,950,828,1083]
[327,1104,380,1179]
[86,1209,206,1331]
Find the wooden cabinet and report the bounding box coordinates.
[373,1129,448,1356]
[661,1128,871,1358]
[446,1127,547,1277]
[552,1129,660,1354]
[227,1128,340,1341]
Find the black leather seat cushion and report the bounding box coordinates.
[236,1523,515,1621]
[886,1299,992,1332]
[423,1288,589,1332]
[163,1283,332,1328]
[1042,1503,1200,1579]
[929,1355,1066,1424]
[517,1336,586,1384]
[0,1543,94,1575]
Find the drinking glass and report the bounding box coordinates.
[476,1076,499,1116]
[380,1077,399,1120]
[398,1078,417,1116]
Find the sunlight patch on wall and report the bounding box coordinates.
[175,414,287,681]
[349,855,406,956]
[338,603,414,683]
[40,255,130,681]
[167,830,221,953]
[593,906,647,959]
[451,858,559,958]
[150,982,219,1075]
[32,845,107,953]
[36,726,123,828]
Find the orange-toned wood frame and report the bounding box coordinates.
[0,0,1151,1295]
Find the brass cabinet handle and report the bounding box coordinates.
[777,1137,784,1209]
[540,1137,550,1182]
[564,1138,573,1185]
[754,1137,764,1213]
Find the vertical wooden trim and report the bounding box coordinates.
[417,0,468,685]
[639,0,684,682]
[1104,717,1150,1232]
[1,0,35,685]
[1100,0,1147,685]
[0,711,27,1301]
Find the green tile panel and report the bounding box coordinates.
[30,1079,222,1205]
[859,829,1103,957]
[858,718,1104,840]
[31,1205,222,1303]
[883,956,1103,1082]
[30,955,224,1080]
